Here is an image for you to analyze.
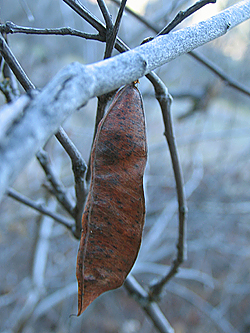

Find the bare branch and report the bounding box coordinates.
[0,34,20,102]
[36,148,75,217]
[97,0,113,30]
[157,0,216,36]
[104,0,127,58]
[0,0,250,202]
[7,188,74,231]
[190,51,250,97]
[55,127,87,238]
[63,0,106,38]
[0,21,104,41]
[146,73,187,300]
[0,34,35,91]
[63,0,129,53]
[110,0,160,31]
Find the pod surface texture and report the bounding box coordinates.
[76,83,147,315]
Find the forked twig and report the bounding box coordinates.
[63,0,106,37]
[104,0,127,58]
[97,0,113,32]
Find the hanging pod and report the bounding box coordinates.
[76,83,147,315]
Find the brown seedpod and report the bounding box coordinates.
[76,83,147,315]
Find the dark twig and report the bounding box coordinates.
[0,33,20,102]
[62,0,128,53]
[97,0,113,31]
[55,127,87,239]
[97,0,115,59]
[36,148,75,217]
[0,34,34,91]
[0,21,104,41]
[112,0,250,98]
[124,275,174,333]
[110,0,160,32]
[7,188,74,231]
[104,0,127,58]
[146,72,187,300]
[190,51,250,97]
[63,0,106,39]
[157,0,216,36]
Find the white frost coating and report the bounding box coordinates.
[0,0,250,202]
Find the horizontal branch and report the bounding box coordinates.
[0,21,104,41]
[0,0,249,202]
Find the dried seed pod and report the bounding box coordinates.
[76,83,147,315]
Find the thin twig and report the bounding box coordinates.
[55,127,87,239]
[157,0,216,36]
[36,148,75,217]
[104,0,127,58]
[97,0,113,31]
[146,72,187,300]
[0,34,35,91]
[0,33,20,102]
[110,0,160,31]
[63,0,107,39]
[190,51,250,96]
[97,0,116,59]
[0,21,104,41]
[62,0,128,53]
[7,188,74,231]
